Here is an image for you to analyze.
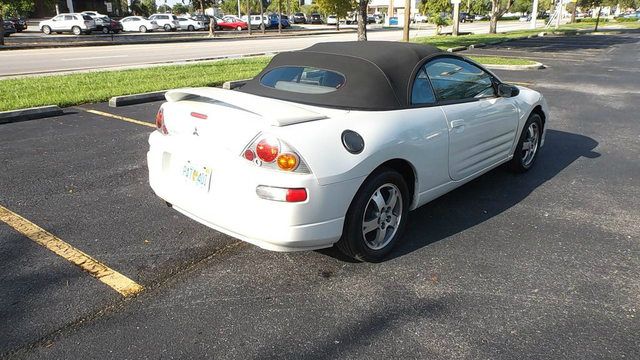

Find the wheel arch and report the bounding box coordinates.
[357,158,418,210]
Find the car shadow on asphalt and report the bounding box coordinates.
[319,129,600,262]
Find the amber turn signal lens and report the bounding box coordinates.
[276,153,298,171]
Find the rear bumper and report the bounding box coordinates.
[147,131,363,251]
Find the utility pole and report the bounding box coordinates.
[237,0,241,17]
[402,0,410,41]
[452,0,460,36]
[67,0,75,12]
[530,0,539,29]
[555,0,561,29]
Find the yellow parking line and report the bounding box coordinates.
[80,108,155,128]
[0,204,144,297]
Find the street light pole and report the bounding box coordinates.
[530,0,539,29]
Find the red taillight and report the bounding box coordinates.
[285,188,307,202]
[155,107,168,135]
[190,112,207,119]
[255,138,279,162]
[256,186,307,202]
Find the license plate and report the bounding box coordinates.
[181,161,212,192]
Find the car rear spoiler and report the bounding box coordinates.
[164,87,328,127]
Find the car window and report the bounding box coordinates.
[260,66,346,94]
[82,15,93,20]
[425,58,495,101]
[53,15,64,21]
[172,15,178,20]
[64,15,75,21]
[411,67,436,105]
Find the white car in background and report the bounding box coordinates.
[177,17,205,31]
[81,11,107,28]
[39,13,96,35]
[241,14,269,29]
[327,15,338,25]
[148,41,548,262]
[149,13,181,31]
[120,16,159,33]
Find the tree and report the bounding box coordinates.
[489,0,515,33]
[141,0,158,15]
[356,0,368,40]
[173,3,189,14]
[158,4,172,13]
[316,0,353,30]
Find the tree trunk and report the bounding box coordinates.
[570,4,576,24]
[357,0,368,41]
[0,11,4,47]
[278,0,282,33]
[247,0,252,35]
[594,6,601,31]
[489,12,498,34]
[260,0,265,34]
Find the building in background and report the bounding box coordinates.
[34,0,129,18]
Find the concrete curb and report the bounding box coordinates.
[0,105,63,124]
[109,91,167,107]
[447,46,467,52]
[483,61,545,71]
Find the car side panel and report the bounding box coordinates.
[271,107,451,209]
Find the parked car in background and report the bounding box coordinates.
[309,13,323,24]
[148,41,548,262]
[242,15,269,29]
[474,14,486,21]
[267,14,290,28]
[120,16,159,33]
[623,11,640,19]
[39,13,96,35]
[81,11,109,29]
[149,13,180,31]
[9,17,27,32]
[374,14,384,23]
[327,15,338,25]
[292,12,306,24]
[3,20,16,36]
[216,16,248,31]
[279,15,291,28]
[99,17,123,33]
[413,14,428,23]
[519,15,532,22]
[191,14,212,29]
[459,12,474,22]
[178,17,205,31]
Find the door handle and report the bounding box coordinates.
[450,120,465,130]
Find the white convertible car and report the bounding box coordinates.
[148,41,549,262]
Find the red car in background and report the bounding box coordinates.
[215,16,248,31]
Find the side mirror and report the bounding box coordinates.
[497,83,520,98]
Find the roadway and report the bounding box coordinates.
[0,20,543,77]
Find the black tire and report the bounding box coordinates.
[102,27,110,34]
[336,168,410,262]
[236,26,242,31]
[188,25,195,31]
[72,26,81,35]
[85,30,92,35]
[56,31,62,34]
[164,24,171,31]
[508,113,543,173]
[139,25,147,33]
[42,25,51,34]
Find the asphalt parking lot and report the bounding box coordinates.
[1,31,639,359]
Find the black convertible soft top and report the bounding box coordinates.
[238,41,445,110]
